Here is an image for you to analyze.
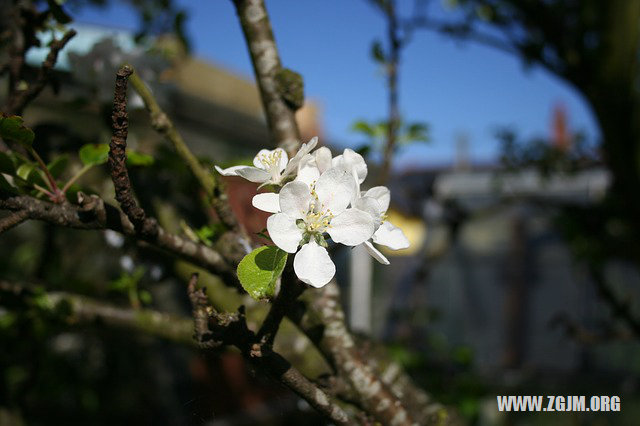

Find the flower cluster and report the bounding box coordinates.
[216,137,409,288]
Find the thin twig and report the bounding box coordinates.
[549,313,634,344]
[4,29,77,115]
[589,265,640,336]
[0,210,29,234]
[108,65,158,237]
[378,0,402,186]
[127,70,240,230]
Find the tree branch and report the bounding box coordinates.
[231,0,302,155]
[127,70,240,231]
[108,65,159,238]
[297,281,417,426]
[0,210,29,234]
[377,0,402,186]
[0,193,239,287]
[187,275,352,425]
[0,280,195,345]
[4,29,77,115]
[589,265,640,337]
[405,16,520,58]
[256,267,306,347]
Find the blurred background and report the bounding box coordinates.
[1,0,640,424]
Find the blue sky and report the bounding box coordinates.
[72,0,600,170]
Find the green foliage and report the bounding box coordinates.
[237,246,288,301]
[0,174,18,194]
[126,151,154,167]
[370,39,386,64]
[109,267,145,292]
[351,120,386,139]
[78,144,154,168]
[180,221,225,246]
[351,118,430,155]
[0,151,16,174]
[194,224,225,246]
[0,115,35,148]
[403,122,429,143]
[16,162,46,187]
[47,155,70,179]
[497,128,597,176]
[110,267,151,308]
[79,144,110,166]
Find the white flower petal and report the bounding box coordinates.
[354,196,383,229]
[252,148,289,172]
[364,241,390,265]
[315,168,356,214]
[372,221,410,250]
[314,147,333,174]
[253,149,272,169]
[283,137,319,177]
[235,167,271,183]
[279,181,311,219]
[327,208,374,246]
[296,154,320,186]
[267,213,302,253]
[364,186,390,213]
[294,240,335,287]
[252,193,280,213]
[214,165,253,177]
[276,148,289,172]
[332,148,367,183]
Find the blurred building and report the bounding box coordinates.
[366,145,640,387]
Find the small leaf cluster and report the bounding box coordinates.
[236,246,288,301]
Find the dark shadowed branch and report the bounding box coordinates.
[0,280,195,345]
[0,193,239,287]
[0,210,29,234]
[186,274,353,425]
[297,281,417,426]
[108,65,159,238]
[3,29,77,115]
[256,267,306,348]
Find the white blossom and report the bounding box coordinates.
[332,148,368,184]
[214,137,318,187]
[353,185,410,265]
[255,167,375,287]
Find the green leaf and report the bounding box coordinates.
[0,174,19,195]
[126,150,154,166]
[402,122,430,144]
[47,154,69,178]
[195,224,225,246]
[16,163,35,181]
[370,40,386,64]
[0,151,15,174]
[237,246,288,301]
[351,120,375,137]
[79,144,109,166]
[0,115,35,148]
[138,289,152,305]
[16,163,46,187]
